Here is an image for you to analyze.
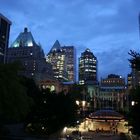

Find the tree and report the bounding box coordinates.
[26,89,78,134]
[128,50,140,70]
[128,87,140,135]
[0,62,33,123]
[128,50,140,135]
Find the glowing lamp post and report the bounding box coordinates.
[82,101,86,109]
[63,127,67,138]
[82,101,86,117]
[131,101,135,106]
[76,100,80,106]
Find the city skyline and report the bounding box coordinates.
[1,0,140,78]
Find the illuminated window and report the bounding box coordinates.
[28,41,33,47]
[14,43,19,47]
[50,85,55,91]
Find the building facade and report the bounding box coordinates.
[127,73,133,89]
[79,48,97,85]
[0,13,11,63]
[99,74,126,111]
[62,46,76,83]
[46,40,68,82]
[7,27,53,82]
[46,41,76,83]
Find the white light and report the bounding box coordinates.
[28,42,33,46]
[76,100,80,106]
[63,127,67,133]
[14,43,19,47]
[31,73,34,76]
[77,120,79,124]
[82,101,86,107]
[131,101,135,106]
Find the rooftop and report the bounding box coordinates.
[89,109,124,120]
[11,27,38,48]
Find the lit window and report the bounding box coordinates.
[14,43,19,47]
[28,42,33,47]
[50,85,55,91]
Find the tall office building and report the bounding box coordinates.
[79,48,97,85]
[7,27,53,82]
[46,40,68,82]
[62,46,76,83]
[0,13,11,63]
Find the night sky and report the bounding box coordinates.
[1,0,140,79]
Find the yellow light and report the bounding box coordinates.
[63,127,67,133]
[76,100,80,106]
[82,101,86,107]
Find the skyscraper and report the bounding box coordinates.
[7,27,53,82]
[46,40,68,82]
[79,48,97,85]
[0,13,11,63]
[62,46,76,83]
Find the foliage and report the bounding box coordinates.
[68,84,84,101]
[26,89,78,134]
[128,50,140,70]
[128,50,140,135]
[128,87,140,135]
[0,62,33,123]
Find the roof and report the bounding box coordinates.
[49,40,62,53]
[11,27,38,48]
[81,48,96,59]
[89,109,124,120]
[0,13,12,24]
[100,86,125,89]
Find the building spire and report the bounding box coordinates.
[24,27,28,32]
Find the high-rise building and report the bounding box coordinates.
[0,13,11,63]
[79,48,97,85]
[46,40,68,82]
[7,27,53,82]
[62,46,76,83]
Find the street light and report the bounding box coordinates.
[131,101,135,106]
[82,101,86,129]
[82,101,86,107]
[63,126,67,138]
[76,100,80,106]
[131,101,138,106]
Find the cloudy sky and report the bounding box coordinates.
[1,0,140,79]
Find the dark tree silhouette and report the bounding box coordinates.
[128,50,140,70]
[0,62,33,123]
[128,50,140,135]
[26,89,78,134]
